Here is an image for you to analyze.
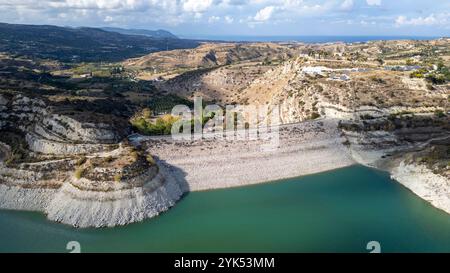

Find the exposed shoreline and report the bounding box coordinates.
[139,118,450,216]
[0,162,185,228]
[342,141,450,215]
[141,119,356,192]
[391,161,450,215]
[1,118,449,227]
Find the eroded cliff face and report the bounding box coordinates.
[247,57,449,124]
[0,93,185,227]
[240,56,449,214]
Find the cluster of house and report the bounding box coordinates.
[301,66,372,81]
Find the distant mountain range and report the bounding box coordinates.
[101,27,178,39]
[0,23,198,62]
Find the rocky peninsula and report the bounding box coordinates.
[0,93,184,227]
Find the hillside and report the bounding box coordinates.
[141,39,450,121]
[102,27,178,39]
[0,23,199,62]
[124,42,302,77]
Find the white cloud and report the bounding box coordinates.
[340,0,353,11]
[0,0,448,35]
[366,0,381,6]
[182,0,213,13]
[47,0,145,10]
[224,15,234,24]
[104,15,113,22]
[395,13,449,26]
[208,15,220,23]
[280,0,304,8]
[254,6,275,21]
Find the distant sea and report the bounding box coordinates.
[180,35,441,43]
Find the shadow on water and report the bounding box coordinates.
[0,165,449,253]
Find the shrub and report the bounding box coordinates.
[426,74,446,85]
[310,112,321,120]
[434,110,446,118]
[410,71,424,79]
[370,76,386,84]
[141,108,152,119]
[74,167,85,180]
[131,114,180,136]
[76,156,87,166]
[114,174,122,183]
[360,114,375,120]
[103,156,114,163]
[146,154,156,165]
[426,84,435,90]
[130,150,140,162]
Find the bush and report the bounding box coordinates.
[74,167,85,180]
[76,156,87,166]
[146,154,156,165]
[131,114,180,136]
[310,112,321,120]
[114,174,122,183]
[141,108,152,119]
[130,150,140,162]
[426,74,446,85]
[360,114,375,120]
[410,71,425,79]
[103,156,114,163]
[370,76,386,84]
[434,110,446,118]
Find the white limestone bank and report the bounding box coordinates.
[0,93,186,228]
[0,165,185,228]
[391,162,450,214]
[141,119,356,191]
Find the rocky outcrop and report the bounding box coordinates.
[0,93,186,227]
[25,132,108,155]
[46,168,183,228]
[338,112,450,214]
[0,141,186,227]
[0,161,184,228]
[392,161,450,214]
[0,94,127,149]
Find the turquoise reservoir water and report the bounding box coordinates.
[0,165,449,253]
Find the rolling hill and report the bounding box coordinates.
[102,27,178,39]
[0,22,199,62]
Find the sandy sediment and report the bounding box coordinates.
[142,119,356,191]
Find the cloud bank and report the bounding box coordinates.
[0,0,448,36]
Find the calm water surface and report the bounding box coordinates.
[0,165,449,253]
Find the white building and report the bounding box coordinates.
[302,66,329,75]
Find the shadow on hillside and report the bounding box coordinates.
[154,157,191,196]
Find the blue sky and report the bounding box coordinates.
[0,0,449,36]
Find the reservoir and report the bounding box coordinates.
[0,165,449,253]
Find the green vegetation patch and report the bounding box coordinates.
[147,95,194,115]
[0,130,31,166]
[131,112,180,136]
